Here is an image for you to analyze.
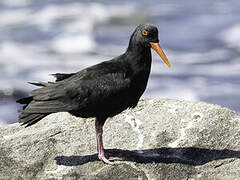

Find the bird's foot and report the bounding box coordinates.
[108,156,124,161]
[98,153,124,165]
[98,153,114,165]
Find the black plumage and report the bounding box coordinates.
[17,24,171,164]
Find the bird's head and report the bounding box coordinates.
[129,24,171,67]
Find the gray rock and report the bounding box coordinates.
[0,98,240,180]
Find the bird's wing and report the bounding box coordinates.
[21,82,78,113]
[51,73,76,82]
[21,61,131,114]
[78,70,131,108]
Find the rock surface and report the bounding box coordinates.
[0,98,240,180]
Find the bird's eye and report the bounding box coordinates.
[141,29,148,36]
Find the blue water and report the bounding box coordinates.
[0,0,240,125]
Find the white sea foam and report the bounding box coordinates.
[0,9,31,27]
[0,0,31,7]
[0,119,6,127]
[52,34,95,54]
[221,25,240,50]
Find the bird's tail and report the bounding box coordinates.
[17,96,48,127]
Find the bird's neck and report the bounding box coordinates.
[124,38,152,101]
[126,38,152,66]
[127,35,150,53]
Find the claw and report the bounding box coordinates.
[108,156,124,161]
[98,154,114,165]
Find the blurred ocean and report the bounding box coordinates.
[0,0,240,126]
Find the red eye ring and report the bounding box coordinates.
[142,29,148,36]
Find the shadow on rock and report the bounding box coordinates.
[55,147,240,166]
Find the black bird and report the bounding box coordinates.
[17,24,171,164]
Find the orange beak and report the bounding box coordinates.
[150,42,171,68]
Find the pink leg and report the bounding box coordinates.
[95,119,124,164]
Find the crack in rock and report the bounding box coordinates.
[48,130,65,138]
